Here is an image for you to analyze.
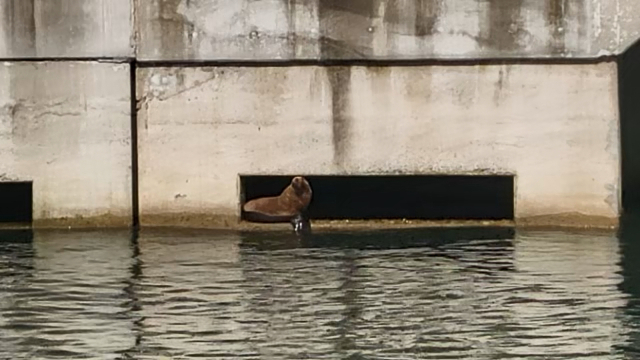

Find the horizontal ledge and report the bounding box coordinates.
[138,213,617,232]
[0,57,133,63]
[238,172,517,177]
[0,222,32,230]
[135,55,618,68]
[11,214,616,234]
[0,56,618,67]
[30,215,132,229]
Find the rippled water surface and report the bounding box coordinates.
[2,224,640,359]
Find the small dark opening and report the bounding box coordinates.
[0,182,33,223]
[241,175,514,221]
[620,39,640,214]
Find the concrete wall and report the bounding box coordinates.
[135,0,640,61]
[0,0,633,228]
[0,62,132,226]
[0,0,636,60]
[136,62,620,225]
[0,0,133,58]
[135,0,319,61]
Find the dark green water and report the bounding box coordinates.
[1,222,640,359]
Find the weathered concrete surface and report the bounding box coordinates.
[0,0,133,58]
[135,0,640,60]
[137,63,620,227]
[0,62,132,226]
[136,213,518,231]
[135,0,319,61]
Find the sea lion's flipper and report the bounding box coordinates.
[291,212,311,236]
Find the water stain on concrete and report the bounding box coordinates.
[326,67,352,169]
[547,0,568,55]
[452,80,477,108]
[366,67,393,111]
[36,0,86,55]
[383,0,440,37]
[320,0,375,17]
[33,214,131,229]
[319,36,368,59]
[284,0,297,57]
[3,0,36,56]
[571,0,587,54]
[318,0,374,59]
[487,0,525,52]
[493,66,510,106]
[414,0,440,37]
[517,212,618,230]
[141,213,240,229]
[156,0,188,59]
[403,68,432,101]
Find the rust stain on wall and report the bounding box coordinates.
[487,0,525,52]
[326,67,352,168]
[3,0,36,56]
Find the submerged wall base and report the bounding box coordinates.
[32,215,132,229]
[517,213,618,230]
[134,213,616,232]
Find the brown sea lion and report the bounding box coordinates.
[243,176,313,234]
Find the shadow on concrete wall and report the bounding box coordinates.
[619,39,640,214]
[241,175,514,221]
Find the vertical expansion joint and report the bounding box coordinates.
[129,60,140,228]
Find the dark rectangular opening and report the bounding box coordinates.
[0,182,33,224]
[620,39,640,214]
[240,175,514,221]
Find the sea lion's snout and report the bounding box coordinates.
[291,176,307,194]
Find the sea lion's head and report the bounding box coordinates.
[291,176,311,196]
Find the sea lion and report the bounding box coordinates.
[243,176,313,234]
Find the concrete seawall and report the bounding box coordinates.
[0,62,132,227]
[137,63,620,228]
[135,0,640,60]
[0,0,133,58]
[0,0,637,229]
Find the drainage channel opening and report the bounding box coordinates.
[0,182,33,224]
[620,38,640,213]
[241,175,514,221]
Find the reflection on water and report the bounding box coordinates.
[0,230,136,359]
[0,223,639,359]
